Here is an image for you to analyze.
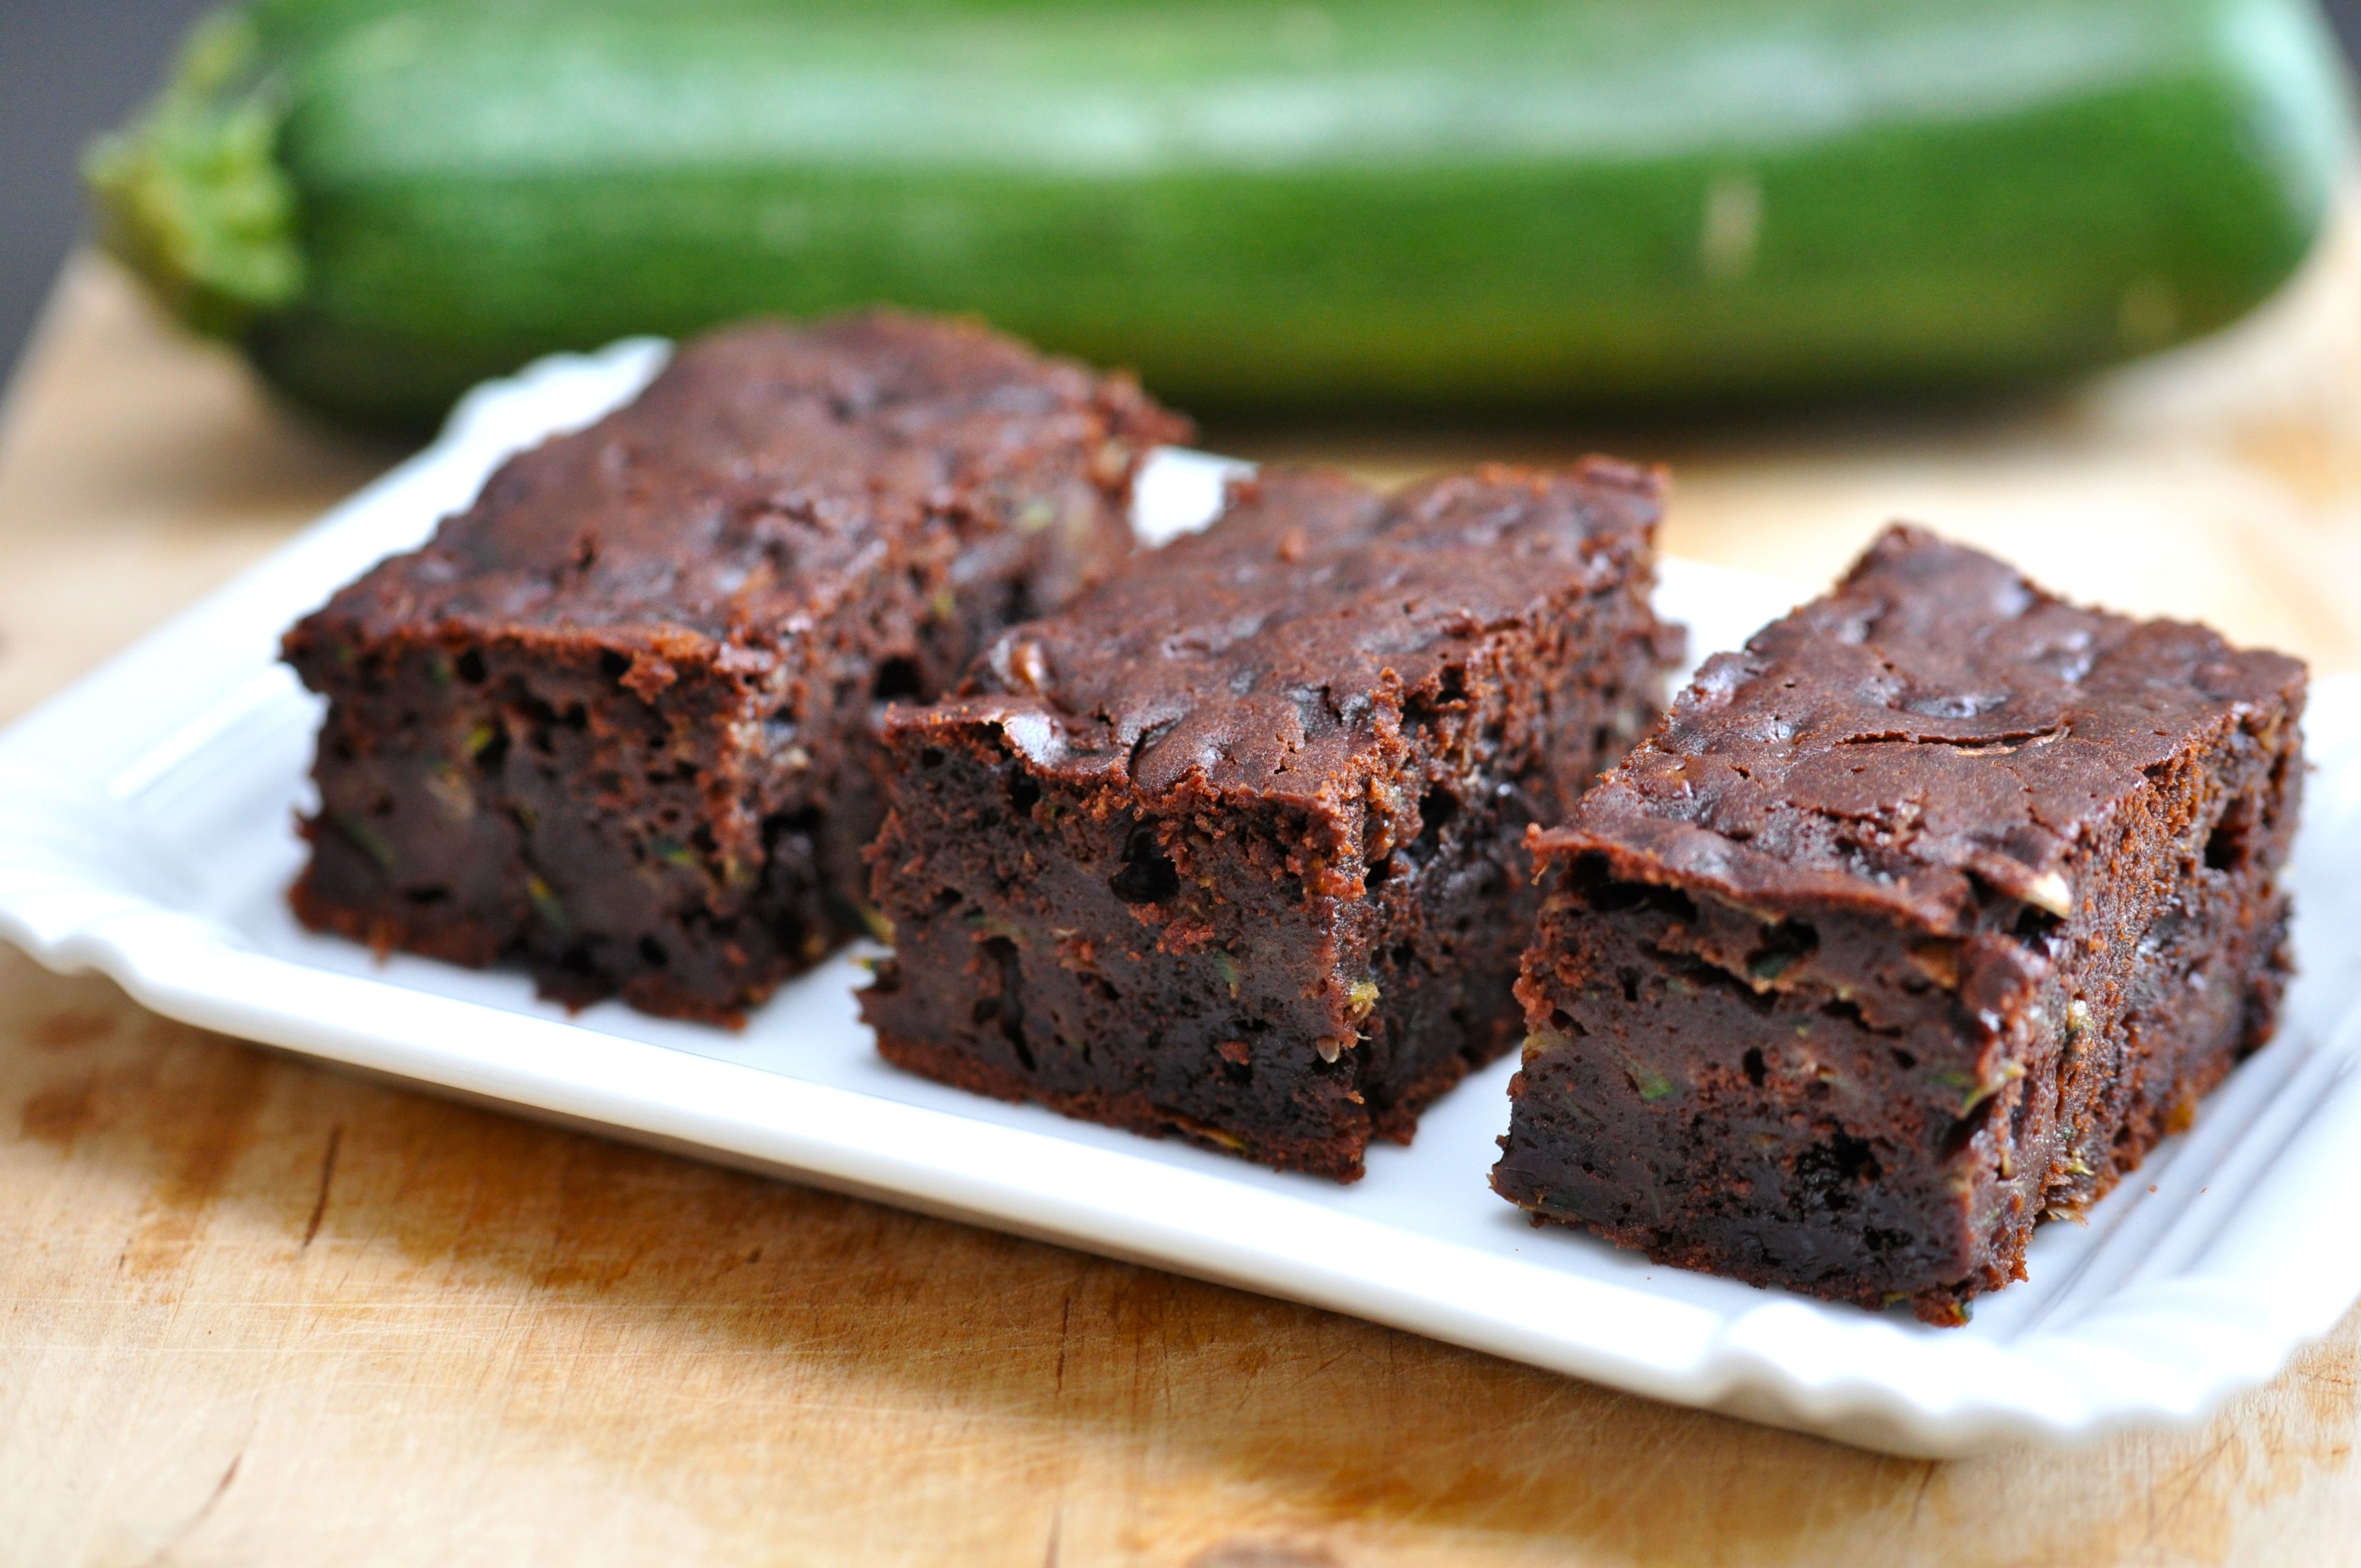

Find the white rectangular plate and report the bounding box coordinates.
[3,341,2358,1458]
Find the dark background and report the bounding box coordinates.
[6,1,2361,392]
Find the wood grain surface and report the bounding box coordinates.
[3,245,2360,1567]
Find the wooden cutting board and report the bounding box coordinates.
[2,246,2358,1568]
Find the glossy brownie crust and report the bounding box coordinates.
[861,463,1680,1179]
[1494,527,2306,1322]
[284,313,1187,1023]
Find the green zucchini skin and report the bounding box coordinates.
[95,0,2354,427]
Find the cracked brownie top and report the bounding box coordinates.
[923,460,1668,807]
[1545,525,2306,935]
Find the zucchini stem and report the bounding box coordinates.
[82,8,303,338]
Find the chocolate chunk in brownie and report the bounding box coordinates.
[861,462,1682,1179]
[283,313,1189,1023]
[1494,526,2306,1323]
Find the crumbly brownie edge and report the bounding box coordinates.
[872,1030,1373,1180]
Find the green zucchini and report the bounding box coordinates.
[89,0,2354,427]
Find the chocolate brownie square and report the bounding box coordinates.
[284,313,1187,1023]
[1493,526,2306,1322]
[861,462,1681,1179]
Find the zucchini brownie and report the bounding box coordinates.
[284,313,1187,1023]
[861,463,1682,1179]
[1493,526,2305,1322]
